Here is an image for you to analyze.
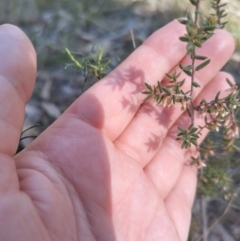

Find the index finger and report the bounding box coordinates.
[66,20,187,140]
[0,24,36,155]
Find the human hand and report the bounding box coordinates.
[0,20,234,241]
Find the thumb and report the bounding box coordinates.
[0,24,36,156]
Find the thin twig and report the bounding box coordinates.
[130,29,136,49]
[195,191,237,241]
[21,124,41,135]
[200,196,208,241]
[190,0,201,124]
[20,135,38,141]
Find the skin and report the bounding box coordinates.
[0,20,235,241]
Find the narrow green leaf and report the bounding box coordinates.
[195,55,207,60]
[141,91,151,95]
[187,42,195,56]
[158,81,163,93]
[162,87,171,95]
[182,65,193,71]
[220,10,225,15]
[175,72,181,78]
[192,81,201,88]
[190,0,197,6]
[190,157,198,165]
[179,79,185,87]
[172,95,176,104]
[200,98,207,105]
[214,91,221,101]
[196,34,208,41]
[187,107,192,117]
[195,59,211,71]
[165,73,173,79]
[190,127,198,133]
[202,25,216,31]
[181,142,186,149]
[193,41,202,47]
[178,126,186,132]
[226,78,234,87]
[175,85,179,93]
[65,48,83,68]
[98,47,103,61]
[179,64,193,76]
[178,19,188,25]
[176,137,182,141]
[183,69,192,76]
[187,12,193,23]
[188,124,194,130]
[179,36,189,42]
[145,83,152,91]
[155,94,160,103]
[89,64,98,70]
[156,95,163,104]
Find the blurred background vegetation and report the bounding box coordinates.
[0,0,240,240]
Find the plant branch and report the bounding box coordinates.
[195,191,237,241]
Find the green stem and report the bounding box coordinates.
[190,0,201,124]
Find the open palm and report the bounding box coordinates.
[0,21,234,241]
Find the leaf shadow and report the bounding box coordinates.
[145,133,162,152]
[106,65,145,93]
